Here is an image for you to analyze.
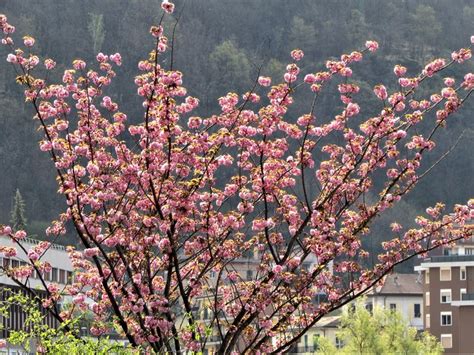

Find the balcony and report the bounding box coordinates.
[451,292,474,306]
[429,255,474,263]
[462,293,474,301]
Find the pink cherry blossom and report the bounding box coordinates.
[258,76,271,86]
[161,1,175,14]
[365,40,379,52]
[290,49,304,61]
[22,35,35,47]
[393,64,407,77]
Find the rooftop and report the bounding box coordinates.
[370,273,423,295]
[0,234,67,252]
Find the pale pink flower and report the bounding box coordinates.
[44,58,56,70]
[73,294,86,304]
[0,225,12,235]
[398,77,410,87]
[258,76,271,87]
[345,102,360,117]
[365,40,379,52]
[23,35,35,47]
[304,74,317,84]
[72,59,86,70]
[149,25,163,38]
[110,53,122,66]
[83,248,100,258]
[290,49,304,61]
[451,48,472,63]
[444,77,455,87]
[6,53,17,63]
[161,1,175,13]
[28,250,39,261]
[13,230,27,240]
[272,265,283,274]
[96,52,108,63]
[393,64,407,77]
[373,85,387,100]
[283,72,296,83]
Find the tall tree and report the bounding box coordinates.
[10,188,27,232]
[88,13,105,55]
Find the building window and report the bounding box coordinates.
[414,304,421,318]
[389,303,396,311]
[440,289,452,303]
[335,337,344,349]
[441,334,452,349]
[425,292,430,307]
[441,312,452,326]
[59,269,66,284]
[461,288,467,300]
[466,248,474,255]
[425,314,430,328]
[425,270,430,284]
[440,268,451,281]
[52,268,58,283]
[313,334,320,351]
[461,267,466,280]
[246,270,253,281]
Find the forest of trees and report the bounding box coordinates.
[0,0,473,265]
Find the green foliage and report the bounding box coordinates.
[263,58,285,82]
[318,298,443,355]
[0,291,135,354]
[288,16,317,53]
[408,5,442,59]
[337,300,385,354]
[10,188,27,231]
[315,336,338,355]
[209,40,251,91]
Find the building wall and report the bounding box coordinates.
[369,294,423,329]
[421,264,474,354]
[293,325,340,354]
[0,236,73,289]
[452,306,474,353]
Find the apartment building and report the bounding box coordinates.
[365,272,424,330]
[0,235,74,353]
[415,233,474,353]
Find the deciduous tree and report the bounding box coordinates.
[0,3,473,353]
[10,188,27,232]
[332,298,442,355]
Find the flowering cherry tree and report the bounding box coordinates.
[1,3,474,353]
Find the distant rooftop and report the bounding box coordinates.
[0,234,67,252]
[370,273,423,295]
